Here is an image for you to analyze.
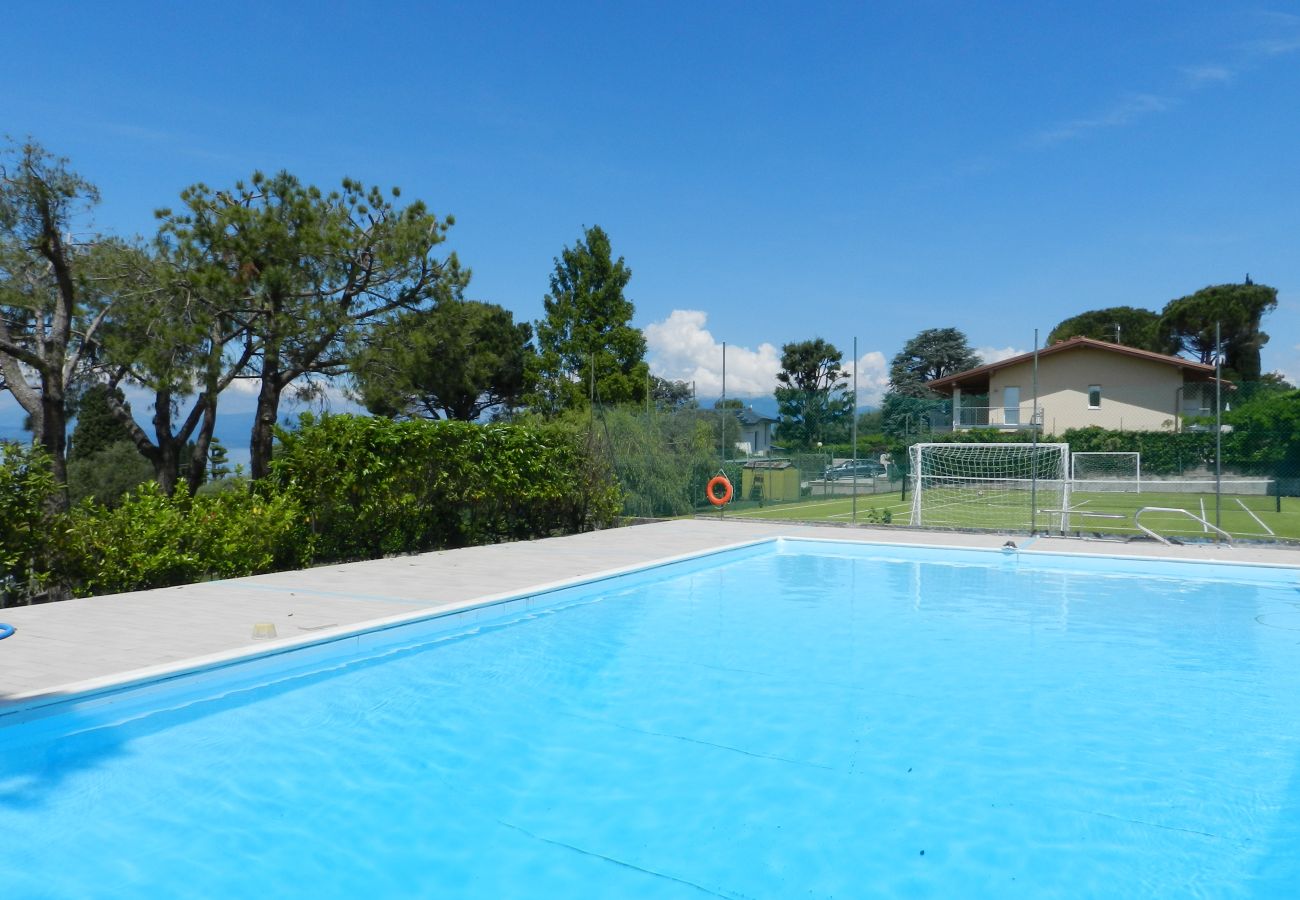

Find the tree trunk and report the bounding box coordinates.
[151,388,180,495]
[186,397,219,495]
[38,376,69,512]
[249,376,283,482]
[102,380,163,483]
[156,438,179,496]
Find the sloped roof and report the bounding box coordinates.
[926,336,1219,394]
[736,406,779,425]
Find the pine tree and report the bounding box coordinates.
[528,225,648,413]
[207,437,232,480]
[69,385,135,462]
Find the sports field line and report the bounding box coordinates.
[827,510,910,520]
[729,499,855,517]
[1236,498,1275,536]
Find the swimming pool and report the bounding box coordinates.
[2,538,1299,897]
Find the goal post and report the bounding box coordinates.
[1070,451,1141,492]
[909,443,1070,532]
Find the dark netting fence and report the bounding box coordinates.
[588,381,1300,543]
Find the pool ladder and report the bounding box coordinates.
[1133,507,1233,546]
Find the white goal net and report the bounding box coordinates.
[909,443,1070,531]
[1070,452,1141,492]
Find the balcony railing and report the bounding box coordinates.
[939,406,1044,432]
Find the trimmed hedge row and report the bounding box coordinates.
[0,443,58,603]
[1,416,621,605]
[887,427,1221,476]
[887,421,1297,477]
[62,483,312,597]
[271,414,620,560]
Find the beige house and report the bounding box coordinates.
[926,337,1222,435]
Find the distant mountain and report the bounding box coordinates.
[0,401,347,471]
[698,397,879,416]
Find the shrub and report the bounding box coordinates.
[862,506,892,525]
[271,414,620,561]
[66,440,155,507]
[63,483,311,597]
[0,443,61,605]
[591,407,735,517]
[1060,427,1215,476]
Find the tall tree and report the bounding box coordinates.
[350,299,534,421]
[882,327,979,436]
[157,171,466,479]
[1046,306,1168,352]
[93,245,251,495]
[69,384,135,462]
[1158,281,1278,381]
[206,436,232,480]
[0,141,114,506]
[886,327,981,397]
[530,225,648,413]
[774,339,853,447]
[650,375,695,410]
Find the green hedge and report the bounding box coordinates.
[63,483,312,597]
[1,443,59,604]
[271,414,621,561]
[884,424,1294,477]
[1058,427,1215,476]
[2,415,621,604]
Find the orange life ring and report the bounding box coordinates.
[706,475,733,506]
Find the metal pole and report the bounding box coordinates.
[852,336,858,524]
[1215,321,1222,530]
[1030,329,1039,535]
[720,341,727,469]
[720,342,727,519]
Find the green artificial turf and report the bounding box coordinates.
[714,488,1300,541]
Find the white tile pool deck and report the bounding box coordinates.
[2,518,1298,707]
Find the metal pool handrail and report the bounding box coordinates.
[1134,507,1233,546]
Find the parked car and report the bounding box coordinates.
[822,460,886,480]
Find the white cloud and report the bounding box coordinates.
[644,310,782,397]
[227,377,260,395]
[284,378,367,415]
[1033,93,1175,146]
[843,351,891,407]
[1181,64,1234,85]
[1249,34,1300,56]
[644,309,892,404]
[975,346,1025,364]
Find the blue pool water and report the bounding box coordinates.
[3,539,1300,897]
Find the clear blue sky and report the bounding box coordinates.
[4,0,1299,423]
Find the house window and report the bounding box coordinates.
[1088,385,1101,409]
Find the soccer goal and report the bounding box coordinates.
[909,443,1070,532]
[1070,452,1141,492]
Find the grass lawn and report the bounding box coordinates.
[713,488,1300,542]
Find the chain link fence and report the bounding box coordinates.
[590,381,1300,543]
